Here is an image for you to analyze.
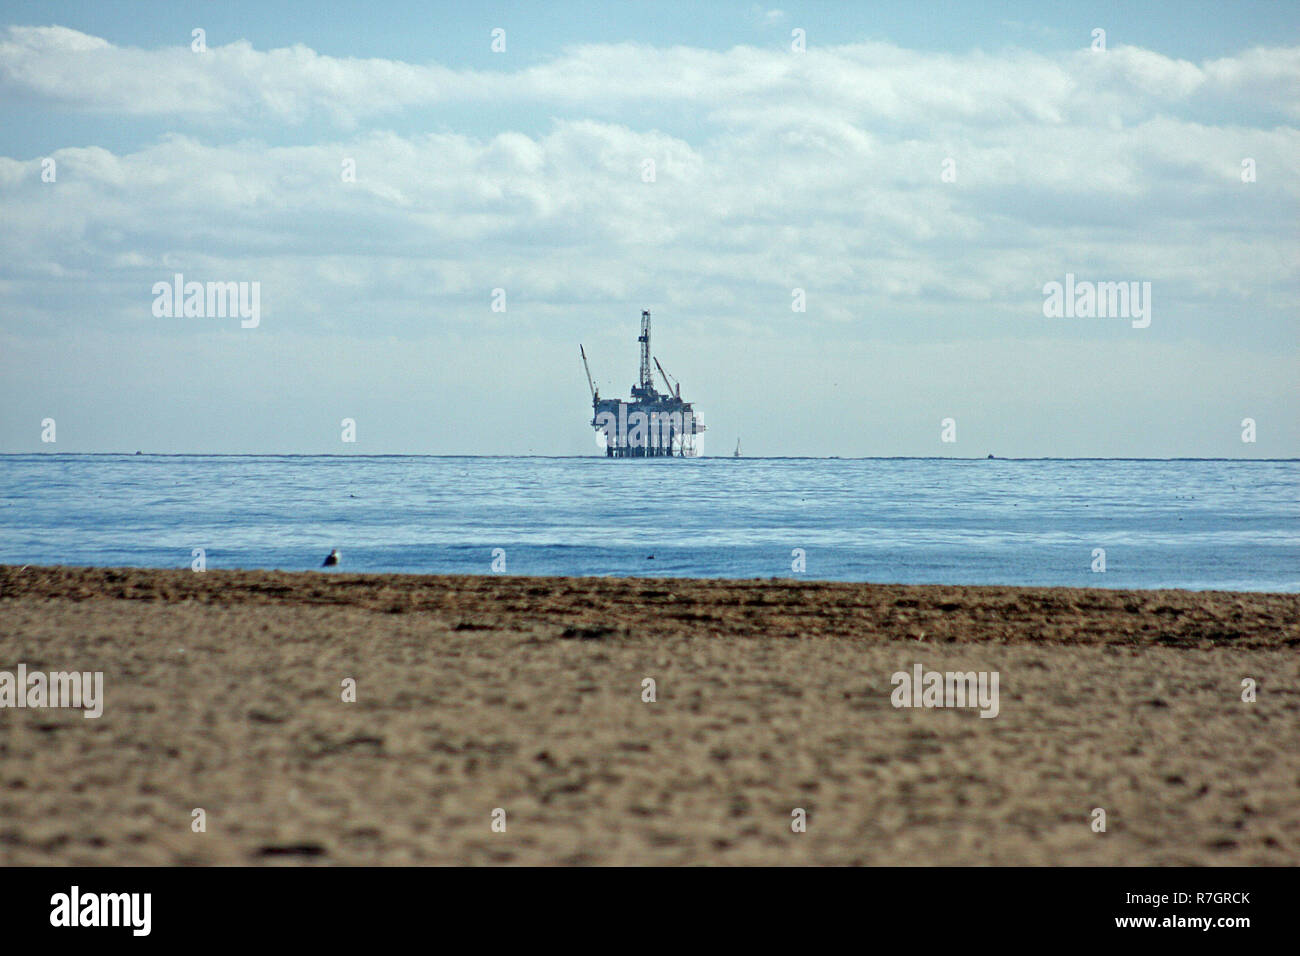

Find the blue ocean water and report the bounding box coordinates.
[0,455,1296,592]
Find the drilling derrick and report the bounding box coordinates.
[636,310,653,398]
[581,310,706,457]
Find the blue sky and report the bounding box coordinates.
[1,0,1297,455]
[7,0,1298,62]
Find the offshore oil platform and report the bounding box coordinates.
[581,310,705,457]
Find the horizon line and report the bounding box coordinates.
[1,453,1296,463]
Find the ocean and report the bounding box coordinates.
[0,455,1296,592]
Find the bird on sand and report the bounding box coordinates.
[322,549,340,567]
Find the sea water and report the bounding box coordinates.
[0,455,1295,591]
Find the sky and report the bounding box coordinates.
[0,0,1297,456]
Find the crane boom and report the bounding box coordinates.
[580,345,598,401]
[654,356,680,398]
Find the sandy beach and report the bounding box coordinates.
[1,564,1297,865]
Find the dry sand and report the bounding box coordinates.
[1,564,1297,865]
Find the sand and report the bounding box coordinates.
[1,564,1297,865]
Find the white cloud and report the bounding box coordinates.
[0,27,1296,454]
[3,27,1299,126]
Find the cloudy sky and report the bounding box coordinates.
[1,0,1296,456]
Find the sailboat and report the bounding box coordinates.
[733,438,741,458]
